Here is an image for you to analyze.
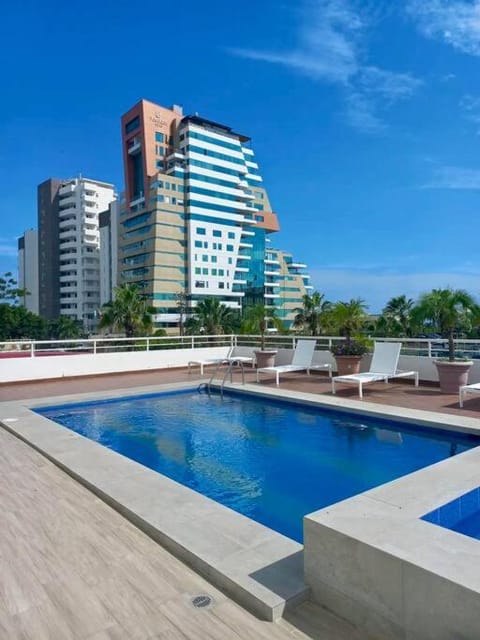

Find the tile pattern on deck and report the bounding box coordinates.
[0,426,368,639]
[2,365,480,419]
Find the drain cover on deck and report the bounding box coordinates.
[191,594,214,609]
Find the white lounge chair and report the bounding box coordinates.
[256,339,331,386]
[331,342,419,399]
[459,383,480,408]
[188,348,254,375]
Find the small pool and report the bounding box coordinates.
[36,390,480,542]
[422,487,480,541]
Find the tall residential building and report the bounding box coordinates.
[38,177,116,331]
[17,229,39,314]
[265,248,313,327]
[119,98,310,329]
[99,200,119,306]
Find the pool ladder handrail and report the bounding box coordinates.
[199,358,246,397]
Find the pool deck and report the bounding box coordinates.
[1,366,480,639]
[2,365,480,418]
[0,420,367,639]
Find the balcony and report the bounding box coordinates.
[235,267,249,273]
[59,183,75,196]
[264,270,280,277]
[166,151,185,162]
[129,194,145,208]
[59,218,76,230]
[264,258,280,266]
[127,138,141,155]
[59,231,77,241]
[264,293,280,299]
[239,241,253,249]
[237,179,248,189]
[59,195,76,208]
[290,262,307,269]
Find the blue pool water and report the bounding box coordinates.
[422,487,480,541]
[36,390,480,542]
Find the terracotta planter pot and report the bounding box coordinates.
[254,350,277,368]
[434,360,473,393]
[335,355,362,376]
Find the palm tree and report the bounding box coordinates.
[413,288,479,361]
[293,292,331,336]
[331,298,368,343]
[381,295,415,337]
[49,315,82,340]
[240,303,285,349]
[99,283,155,337]
[188,297,237,335]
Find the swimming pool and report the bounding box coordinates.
[36,389,480,542]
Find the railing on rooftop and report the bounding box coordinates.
[1,335,480,359]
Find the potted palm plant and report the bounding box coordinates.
[329,298,369,375]
[241,303,278,368]
[414,288,479,393]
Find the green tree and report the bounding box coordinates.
[99,284,155,337]
[379,295,415,337]
[186,297,237,335]
[0,305,47,340]
[48,316,82,340]
[175,290,188,336]
[0,272,28,304]
[413,288,479,361]
[240,303,285,349]
[331,298,368,342]
[293,292,331,336]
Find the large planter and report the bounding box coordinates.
[335,355,362,376]
[434,360,473,393]
[254,350,277,368]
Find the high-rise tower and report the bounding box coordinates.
[120,99,286,328]
[37,177,116,331]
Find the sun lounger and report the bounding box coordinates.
[331,342,419,399]
[459,382,480,408]
[256,339,331,386]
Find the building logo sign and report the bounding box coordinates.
[149,112,167,128]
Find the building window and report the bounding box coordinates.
[195,267,201,275]
[211,255,217,263]
[219,269,224,276]
[211,268,217,276]
[213,230,221,237]
[228,257,233,264]
[202,255,208,262]
[156,145,165,156]
[202,268,208,275]
[195,281,206,288]
[156,160,163,169]
[125,116,140,134]
[228,231,235,239]
[155,132,164,142]
[219,282,225,289]
[195,240,202,248]
[196,227,206,235]
[226,244,234,251]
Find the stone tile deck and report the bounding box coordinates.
[2,365,480,419]
[0,426,367,639]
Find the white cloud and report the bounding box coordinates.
[231,0,421,132]
[310,266,480,312]
[407,0,480,56]
[422,164,480,189]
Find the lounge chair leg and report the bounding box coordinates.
[459,392,463,408]
[415,373,419,387]
[276,372,279,387]
[332,380,336,395]
[359,382,363,399]
[256,370,259,383]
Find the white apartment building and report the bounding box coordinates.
[38,177,115,332]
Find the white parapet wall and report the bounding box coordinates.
[1,336,480,385]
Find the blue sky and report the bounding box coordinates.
[2,0,480,312]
